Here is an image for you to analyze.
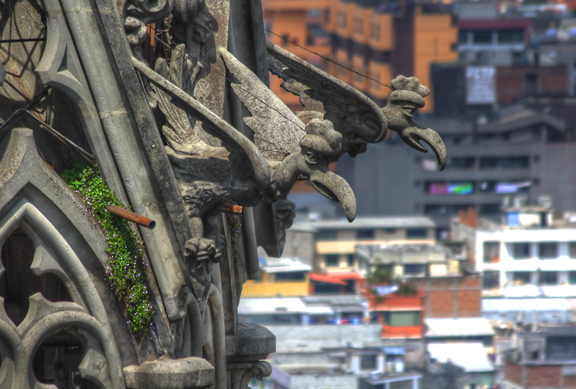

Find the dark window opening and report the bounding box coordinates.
[525,74,538,95]
[357,229,375,239]
[33,333,97,389]
[539,242,558,259]
[361,354,377,370]
[385,228,396,234]
[275,272,306,281]
[483,271,500,290]
[480,156,529,170]
[480,204,501,216]
[0,228,72,326]
[513,243,531,259]
[472,30,492,44]
[347,254,355,267]
[406,229,427,238]
[540,271,558,285]
[483,242,500,263]
[326,255,339,267]
[317,229,337,241]
[570,243,576,259]
[497,29,524,43]
[459,30,468,43]
[445,157,476,170]
[569,271,576,285]
[513,271,531,285]
[528,350,539,360]
[404,264,425,276]
[547,336,576,360]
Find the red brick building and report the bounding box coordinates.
[412,274,482,319]
[504,326,576,389]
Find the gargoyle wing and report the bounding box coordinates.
[266,40,387,156]
[131,57,270,191]
[219,48,305,162]
[266,41,447,170]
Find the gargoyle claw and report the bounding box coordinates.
[399,126,447,171]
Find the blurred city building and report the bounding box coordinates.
[452,206,576,298]
[502,325,576,389]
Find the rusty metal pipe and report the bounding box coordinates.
[107,205,156,229]
[222,204,243,214]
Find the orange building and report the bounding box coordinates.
[262,0,331,110]
[263,0,458,113]
[322,1,458,112]
[365,288,425,339]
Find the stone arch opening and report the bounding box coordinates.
[32,331,98,389]
[0,227,71,325]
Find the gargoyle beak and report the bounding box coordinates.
[309,170,357,222]
[397,124,447,171]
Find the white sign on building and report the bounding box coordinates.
[466,66,496,105]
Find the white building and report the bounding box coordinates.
[452,208,576,298]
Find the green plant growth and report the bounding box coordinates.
[60,164,154,337]
[368,265,417,297]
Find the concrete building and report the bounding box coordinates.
[305,217,436,273]
[452,208,576,298]
[337,105,575,233]
[503,325,576,389]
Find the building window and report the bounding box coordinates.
[513,271,531,285]
[525,74,538,95]
[384,311,421,326]
[275,272,306,281]
[337,13,346,29]
[569,271,576,285]
[483,271,500,290]
[459,30,468,44]
[480,156,529,170]
[316,229,337,241]
[404,264,425,276]
[385,228,396,234]
[569,243,576,259]
[472,30,492,44]
[539,242,558,259]
[540,271,558,285]
[281,34,290,47]
[347,254,355,267]
[370,23,380,41]
[357,229,374,239]
[406,229,427,239]
[497,29,524,43]
[483,242,500,263]
[324,9,330,24]
[326,255,339,267]
[513,243,531,259]
[361,354,377,370]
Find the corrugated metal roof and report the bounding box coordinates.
[306,216,436,230]
[427,343,494,372]
[425,318,495,337]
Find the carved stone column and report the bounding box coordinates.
[226,324,275,389]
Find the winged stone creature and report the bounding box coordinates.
[219,48,357,222]
[266,41,448,171]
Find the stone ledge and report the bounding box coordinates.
[123,357,214,388]
[226,323,276,362]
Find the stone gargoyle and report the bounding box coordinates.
[266,41,448,170]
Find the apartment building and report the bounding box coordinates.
[304,217,436,273]
[321,0,458,112]
[452,207,576,298]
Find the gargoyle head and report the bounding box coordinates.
[382,76,447,170]
[296,119,357,222]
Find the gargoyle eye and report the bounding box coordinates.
[305,150,319,165]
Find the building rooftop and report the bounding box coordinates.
[425,318,495,338]
[238,297,334,316]
[427,342,494,373]
[305,216,435,230]
[260,257,312,273]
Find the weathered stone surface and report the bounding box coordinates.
[226,323,276,362]
[123,357,215,388]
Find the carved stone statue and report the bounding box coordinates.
[0,0,447,388]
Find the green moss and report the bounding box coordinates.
[60,164,154,337]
